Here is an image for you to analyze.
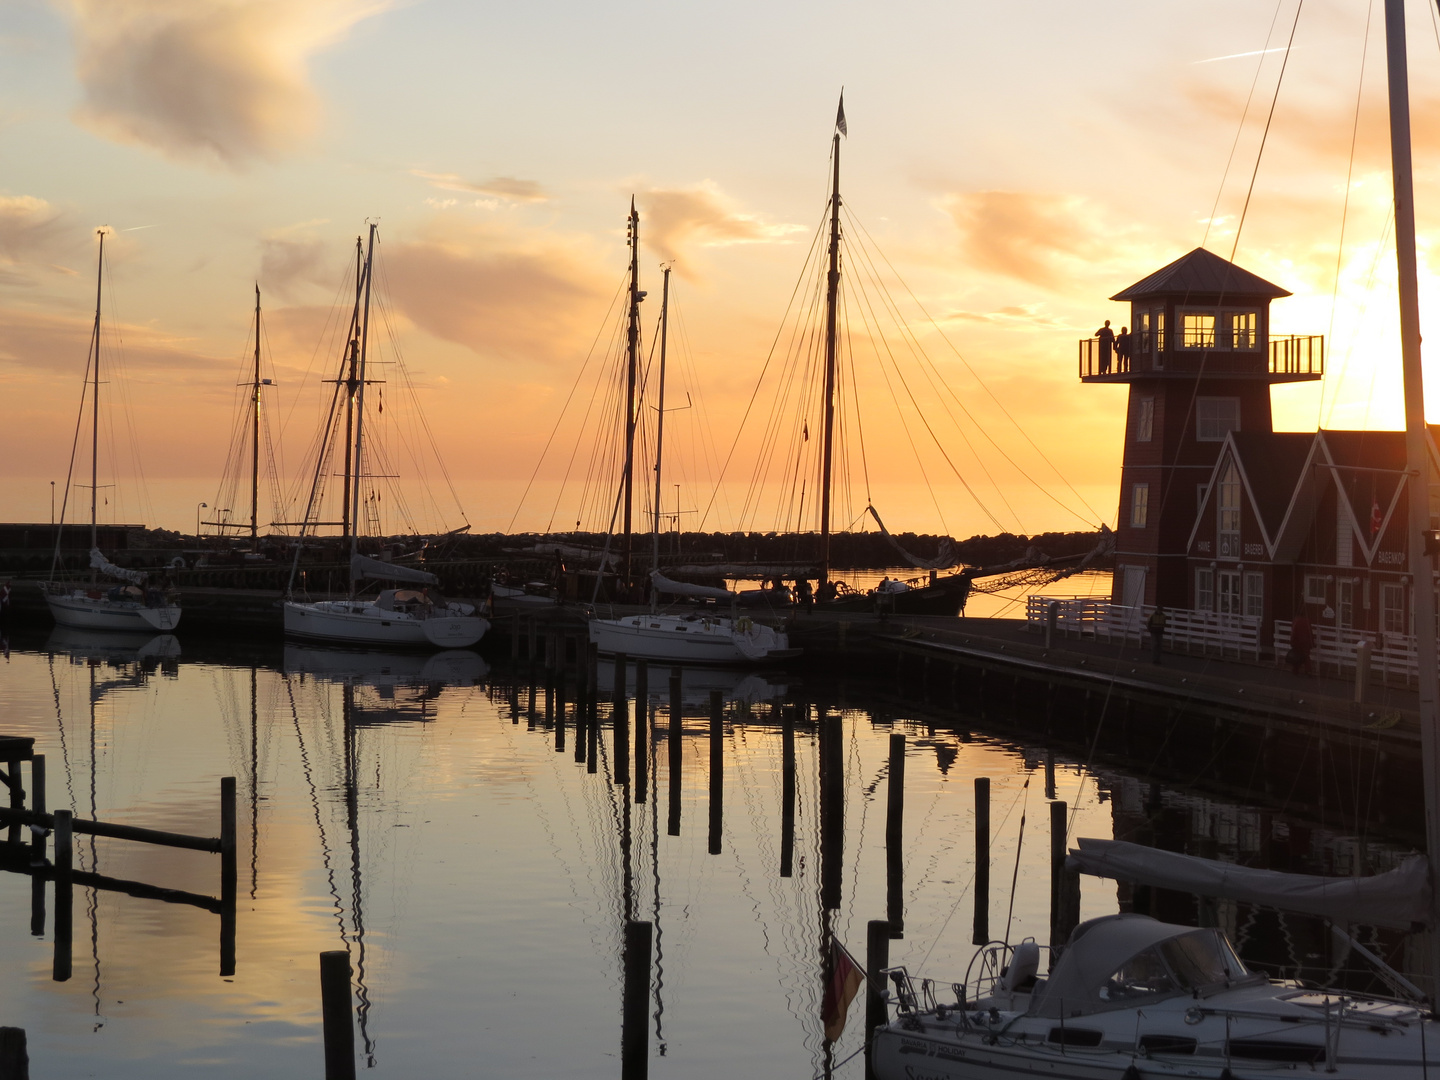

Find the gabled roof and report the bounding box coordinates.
[1110,247,1291,302]
[1228,432,1312,538]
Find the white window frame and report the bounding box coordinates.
[1180,310,1216,349]
[1197,397,1241,442]
[1243,571,1263,618]
[1228,311,1259,351]
[1217,461,1241,557]
[1135,397,1154,443]
[1381,582,1405,635]
[1130,483,1149,528]
[1217,569,1242,615]
[1195,567,1214,612]
[1304,574,1328,605]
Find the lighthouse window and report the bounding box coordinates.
[1229,311,1259,350]
[1197,397,1240,441]
[1130,483,1149,528]
[1135,397,1154,442]
[1181,311,1216,349]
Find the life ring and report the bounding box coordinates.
[737,616,753,633]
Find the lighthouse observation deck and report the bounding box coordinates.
[1078,332,1323,383]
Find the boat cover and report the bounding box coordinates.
[1029,914,1221,1018]
[350,554,438,586]
[650,570,735,600]
[866,506,957,569]
[1067,837,1430,930]
[89,548,148,586]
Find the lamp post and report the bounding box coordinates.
[196,502,207,540]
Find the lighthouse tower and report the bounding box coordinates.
[1082,248,1323,608]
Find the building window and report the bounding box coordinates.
[1243,571,1264,618]
[1382,582,1405,634]
[1181,311,1216,348]
[1305,575,1328,605]
[1131,483,1149,528]
[1196,567,1214,611]
[1217,461,1240,557]
[1197,484,1209,513]
[1337,580,1354,628]
[1135,398,1154,442]
[1217,570,1242,615]
[1136,311,1151,355]
[1197,397,1241,441]
[1154,310,1166,361]
[1229,311,1258,350]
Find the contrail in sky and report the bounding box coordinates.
[122,224,159,231]
[1194,46,1295,64]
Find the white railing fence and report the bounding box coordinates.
[1274,620,1417,684]
[1025,596,1261,661]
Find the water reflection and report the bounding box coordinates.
[0,638,1422,1077]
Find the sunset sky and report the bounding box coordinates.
[5,0,1440,538]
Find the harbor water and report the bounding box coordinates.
[0,621,1411,1077]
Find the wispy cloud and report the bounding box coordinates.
[411,170,548,202]
[640,183,805,271]
[942,190,1111,289]
[60,0,390,167]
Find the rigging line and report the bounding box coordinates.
[844,270,954,533]
[49,324,96,577]
[1320,0,1375,429]
[1202,0,1288,250]
[840,291,873,509]
[699,200,832,530]
[1153,0,1304,532]
[845,211,1101,525]
[509,270,629,533]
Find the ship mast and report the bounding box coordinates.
[90,229,104,567]
[350,223,377,582]
[341,238,363,545]
[251,285,262,547]
[623,199,643,585]
[1384,0,1440,984]
[652,265,672,578]
[819,96,845,589]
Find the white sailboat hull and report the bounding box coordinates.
[45,589,182,631]
[283,600,488,649]
[588,613,793,664]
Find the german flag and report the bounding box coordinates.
[821,939,864,1042]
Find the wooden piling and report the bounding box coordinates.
[621,921,653,1080]
[586,691,599,775]
[667,668,682,836]
[865,920,890,1080]
[886,734,905,938]
[973,776,990,945]
[29,756,44,865]
[555,680,567,754]
[1355,639,1372,704]
[708,690,723,855]
[614,654,630,787]
[635,661,648,802]
[53,809,72,982]
[0,1027,28,1080]
[1050,800,1080,948]
[586,641,599,695]
[1044,750,1056,801]
[319,950,356,1080]
[220,777,237,977]
[780,705,795,878]
[6,754,22,845]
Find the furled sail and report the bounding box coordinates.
[865,506,957,570]
[650,570,735,600]
[89,548,148,586]
[350,554,438,586]
[1067,837,1430,930]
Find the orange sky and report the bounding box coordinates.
[6,0,1440,537]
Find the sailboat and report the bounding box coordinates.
[281,224,488,649]
[586,243,797,664]
[44,229,182,633]
[870,5,1440,1076]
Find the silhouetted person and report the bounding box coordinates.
[1147,606,1167,664]
[1096,320,1115,374]
[795,577,813,609]
[816,578,838,604]
[1115,326,1132,370]
[1288,613,1314,675]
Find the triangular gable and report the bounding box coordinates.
[1185,433,1290,559]
[1270,434,1339,563]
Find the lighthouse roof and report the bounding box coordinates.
[1110,247,1291,302]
